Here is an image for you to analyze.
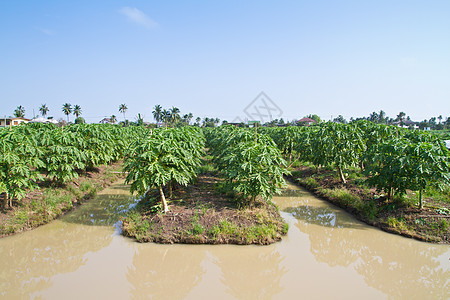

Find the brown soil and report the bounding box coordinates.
[0,161,125,237]
[290,166,449,244]
[121,174,288,245]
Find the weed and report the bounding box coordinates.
[360,201,378,221]
[219,219,238,235]
[321,188,362,208]
[185,214,205,236]
[207,225,221,239]
[197,163,217,174]
[387,217,408,231]
[298,177,319,189]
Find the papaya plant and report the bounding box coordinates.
[124,127,205,212]
[38,129,87,183]
[365,136,449,208]
[208,126,289,203]
[0,128,43,208]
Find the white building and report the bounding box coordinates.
[0,117,31,127]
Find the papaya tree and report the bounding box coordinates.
[209,127,289,203]
[38,129,86,183]
[313,122,365,183]
[124,127,204,212]
[365,136,449,208]
[0,128,43,208]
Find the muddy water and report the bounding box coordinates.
[0,181,448,299]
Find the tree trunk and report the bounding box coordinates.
[288,154,301,169]
[419,189,423,210]
[337,166,346,183]
[159,185,169,213]
[1,193,6,210]
[143,187,151,199]
[387,186,394,201]
[359,160,364,171]
[254,123,258,145]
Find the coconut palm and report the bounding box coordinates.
[73,105,82,118]
[152,104,162,126]
[14,106,25,118]
[62,103,72,122]
[39,104,49,118]
[119,103,128,121]
[169,106,180,126]
[378,110,386,124]
[182,112,193,125]
[396,112,406,126]
[110,115,117,124]
[136,113,144,126]
[162,109,170,128]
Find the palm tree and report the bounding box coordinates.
[438,115,443,124]
[162,109,170,128]
[182,112,193,125]
[119,104,128,121]
[182,114,190,125]
[378,110,386,124]
[169,106,180,126]
[73,105,82,118]
[110,115,117,124]
[396,112,406,126]
[14,106,25,118]
[62,103,72,122]
[39,104,49,118]
[136,113,144,126]
[369,111,378,123]
[152,104,162,126]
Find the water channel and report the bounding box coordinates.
[0,181,448,299]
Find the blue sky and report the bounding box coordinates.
[1,0,449,123]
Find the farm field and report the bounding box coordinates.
[0,122,448,299]
[1,122,449,243]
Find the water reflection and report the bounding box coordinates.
[0,222,112,299]
[0,182,134,299]
[127,245,206,299]
[0,180,448,299]
[280,186,450,299]
[285,203,361,228]
[212,246,286,299]
[63,184,137,226]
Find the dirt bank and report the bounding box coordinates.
[121,174,288,245]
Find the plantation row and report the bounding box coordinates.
[206,126,289,202]
[259,121,450,208]
[1,123,289,213]
[124,126,290,212]
[2,121,448,212]
[0,123,146,208]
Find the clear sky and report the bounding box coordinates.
[1,0,449,123]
